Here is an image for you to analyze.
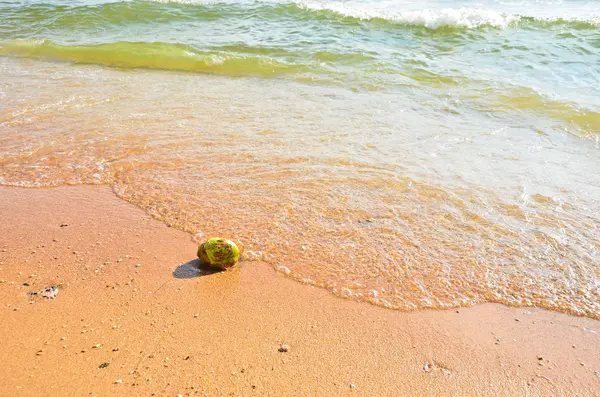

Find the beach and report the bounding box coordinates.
[0,185,598,396]
[2,0,600,317]
[1,0,600,394]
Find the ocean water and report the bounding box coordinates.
[1,0,599,317]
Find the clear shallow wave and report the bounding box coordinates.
[1,38,598,137]
[0,40,316,76]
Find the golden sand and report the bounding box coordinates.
[0,185,598,396]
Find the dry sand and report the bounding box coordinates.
[0,185,598,396]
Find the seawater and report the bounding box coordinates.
[1,0,599,318]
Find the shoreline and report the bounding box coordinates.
[0,185,598,396]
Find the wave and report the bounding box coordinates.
[1,38,597,137]
[1,0,599,32]
[292,2,518,29]
[149,0,518,28]
[155,0,600,29]
[0,39,317,77]
[470,86,600,135]
[285,1,600,29]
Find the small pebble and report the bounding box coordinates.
[278,266,291,275]
[135,264,142,268]
[278,345,290,353]
[114,379,122,384]
[350,384,356,389]
[194,314,199,318]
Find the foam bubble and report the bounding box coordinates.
[296,2,517,28]
[144,0,600,29]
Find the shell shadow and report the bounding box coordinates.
[173,259,223,279]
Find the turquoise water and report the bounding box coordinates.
[0,0,599,317]
[2,0,600,129]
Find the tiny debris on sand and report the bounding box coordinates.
[278,344,290,353]
[27,285,59,299]
[41,286,59,299]
[423,360,452,376]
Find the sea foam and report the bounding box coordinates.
[146,0,600,29]
[295,2,517,28]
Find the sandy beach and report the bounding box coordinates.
[2,0,599,394]
[0,185,598,396]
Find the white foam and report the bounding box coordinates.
[295,1,517,28]
[146,0,516,28]
[398,8,518,28]
[143,0,600,28]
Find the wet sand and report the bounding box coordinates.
[0,185,598,396]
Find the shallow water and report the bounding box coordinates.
[1,0,599,317]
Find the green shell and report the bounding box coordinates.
[197,237,240,270]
